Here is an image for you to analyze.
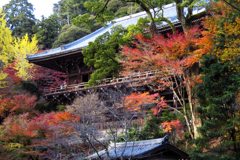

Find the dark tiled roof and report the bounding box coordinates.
[86,135,170,159]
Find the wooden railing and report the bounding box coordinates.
[44,70,162,95]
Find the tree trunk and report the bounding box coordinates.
[183,63,202,139]
[135,0,158,34]
[127,0,176,34]
[150,22,158,34]
[174,0,203,138]
[175,0,193,32]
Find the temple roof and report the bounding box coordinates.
[86,135,189,159]
[27,3,205,61]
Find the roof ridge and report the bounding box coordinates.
[113,3,176,24]
[109,135,168,148]
[63,22,114,50]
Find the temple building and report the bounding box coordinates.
[27,3,205,105]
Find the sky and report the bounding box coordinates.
[0,0,60,20]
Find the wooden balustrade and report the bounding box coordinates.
[44,70,163,95]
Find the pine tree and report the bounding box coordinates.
[34,15,60,49]
[2,0,36,38]
[191,54,240,160]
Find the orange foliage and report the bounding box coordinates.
[122,27,203,76]
[42,111,80,137]
[0,111,80,145]
[124,92,159,111]
[197,1,240,64]
[45,111,80,126]
[123,92,168,115]
[0,113,48,144]
[0,94,37,119]
[161,119,184,137]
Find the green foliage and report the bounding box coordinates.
[34,15,60,49]
[34,102,58,113]
[10,15,36,38]
[57,105,66,111]
[2,0,36,38]
[82,25,132,86]
[72,1,115,27]
[190,54,240,160]
[117,111,184,143]
[107,0,142,17]
[135,115,165,141]
[53,0,90,27]
[71,0,168,32]
[82,15,153,86]
[72,0,209,33]
[52,24,90,48]
[116,115,165,142]
[2,0,35,20]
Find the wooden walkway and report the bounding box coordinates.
[44,70,162,96]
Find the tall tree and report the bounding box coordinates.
[13,34,38,80]
[53,0,89,27]
[207,0,240,64]
[121,27,204,138]
[2,0,36,37]
[82,19,150,86]
[0,9,14,89]
[34,15,60,49]
[191,55,240,160]
[52,24,90,48]
[83,25,132,86]
[190,1,240,158]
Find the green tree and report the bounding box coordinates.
[191,54,240,160]
[82,24,144,86]
[106,0,142,17]
[34,15,60,49]
[52,24,90,48]
[71,0,206,33]
[82,16,154,86]
[53,0,90,27]
[10,14,36,38]
[2,0,36,38]
[71,0,166,33]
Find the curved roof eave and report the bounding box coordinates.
[27,3,206,61]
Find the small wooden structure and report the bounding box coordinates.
[86,135,189,160]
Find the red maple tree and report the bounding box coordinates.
[121,28,204,139]
[32,66,67,94]
[0,94,37,120]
